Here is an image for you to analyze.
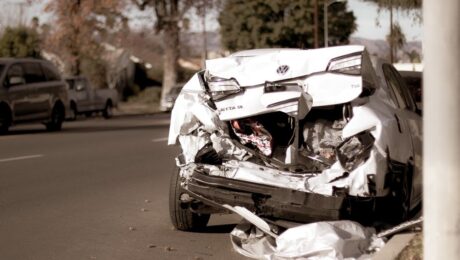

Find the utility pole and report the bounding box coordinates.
[324,0,346,48]
[389,4,394,63]
[314,0,318,48]
[201,0,207,68]
[424,0,460,259]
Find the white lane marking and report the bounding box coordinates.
[0,154,44,163]
[152,137,169,143]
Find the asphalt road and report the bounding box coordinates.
[0,114,245,260]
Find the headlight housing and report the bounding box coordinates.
[327,53,362,75]
[206,76,241,101]
[336,131,374,171]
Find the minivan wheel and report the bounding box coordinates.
[0,107,11,134]
[103,102,113,119]
[46,105,64,131]
[169,167,210,231]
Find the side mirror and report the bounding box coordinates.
[8,76,25,86]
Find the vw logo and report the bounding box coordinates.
[276,65,289,75]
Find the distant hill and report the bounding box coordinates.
[181,32,423,62]
[349,37,422,62]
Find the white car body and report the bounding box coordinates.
[168,45,422,225]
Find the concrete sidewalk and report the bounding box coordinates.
[372,233,419,260]
[114,102,162,116]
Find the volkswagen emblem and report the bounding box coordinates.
[276,65,289,75]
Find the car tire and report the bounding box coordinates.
[46,104,64,131]
[103,102,113,119]
[391,162,413,222]
[0,105,11,134]
[169,167,210,231]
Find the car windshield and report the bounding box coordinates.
[0,65,5,76]
[66,79,75,90]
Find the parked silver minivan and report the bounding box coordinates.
[0,58,69,133]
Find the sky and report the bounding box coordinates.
[347,0,422,41]
[12,0,422,42]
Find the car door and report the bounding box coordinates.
[82,78,98,110]
[382,64,423,208]
[3,63,35,120]
[22,62,50,119]
[73,78,92,112]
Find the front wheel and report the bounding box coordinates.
[0,106,11,134]
[103,102,113,119]
[46,104,64,131]
[169,167,210,231]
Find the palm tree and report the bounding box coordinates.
[386,22,406,62]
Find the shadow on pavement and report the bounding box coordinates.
[2,115,170,136]
[201,224,238,234]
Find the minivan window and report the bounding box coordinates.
[5,64,25,87]
[23,62,46,83]
[66,79,75,90]
[42,63,60,81]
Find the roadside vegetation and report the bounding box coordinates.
[0,0,421,110]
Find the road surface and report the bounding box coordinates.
[0,114,245,260]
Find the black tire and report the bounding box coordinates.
[103,102,113,119]
[0,105,11,134]
[388,162,413,223]
[46,104,64,131]
[169,167,210,231]
[397,163,413,221]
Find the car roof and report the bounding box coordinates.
[66,76,87,80]
[398,70,422,78]
[0,58,48,65]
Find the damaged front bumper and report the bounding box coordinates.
[180,163,380,224]
[186,168,346,222]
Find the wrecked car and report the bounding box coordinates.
[168,45,422,231]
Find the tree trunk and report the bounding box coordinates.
[162,22,179,101]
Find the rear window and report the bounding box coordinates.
[23,62,46,83]
[42,63,61,81]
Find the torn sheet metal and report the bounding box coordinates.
[227,205,383,260]
[168,74,226,145]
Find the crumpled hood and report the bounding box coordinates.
[206,45,365,87]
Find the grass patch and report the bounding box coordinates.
[397,233,422,260]
[127,87,162,105]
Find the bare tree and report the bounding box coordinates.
[131,0,195,98]
[45,0,124,87]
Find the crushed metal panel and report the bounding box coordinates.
[228,205,381,260]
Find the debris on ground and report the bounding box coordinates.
[226,204,422,259]
[164,246,176,252]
